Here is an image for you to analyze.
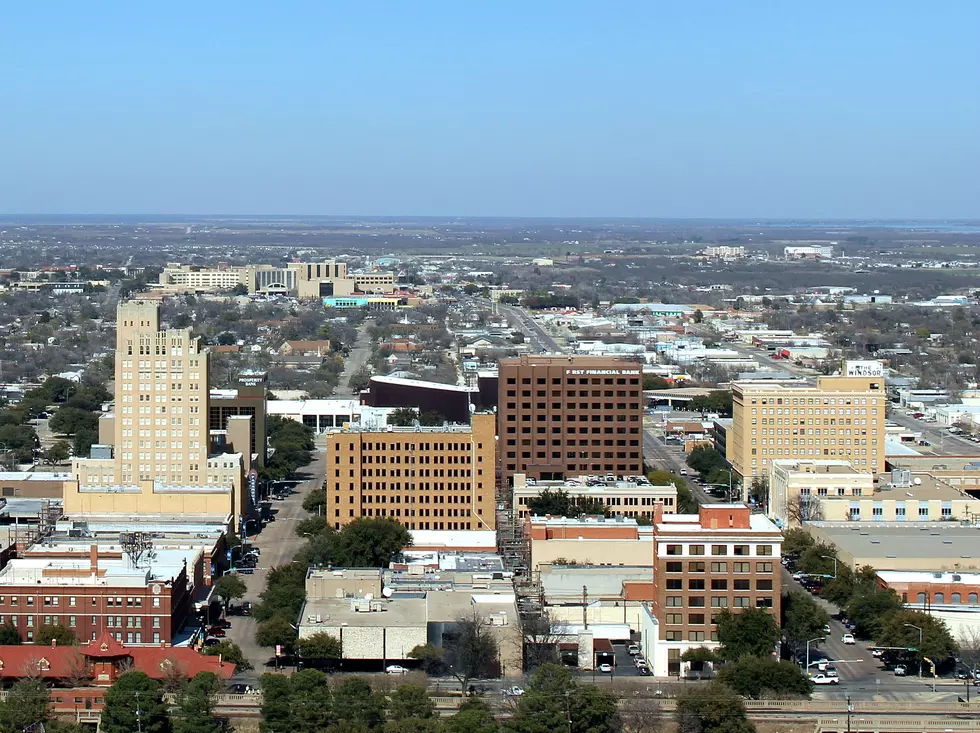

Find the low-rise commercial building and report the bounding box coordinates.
[806,522,980,572]
[769,459,875,527]
[512,473,676,520]
[526,515,654,569]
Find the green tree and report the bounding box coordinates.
[100,672,169,733]
[72,425,99,459]
[231,283,249,296]
[333,677,385,730]
[507,664,618,733]
[213,574,248,611]
[797,543,838,578]
[686,445,727,478]
[845,588,903,640]
[0,622,21,644]
[259,674,295,733]
[693,309,704,324]
[445,699,498,733]
[781,528,814,559]
[643,374,670,390]
[408,643,445,675]
[44,441,72,464]
[173,671,226,733]
[387,408,419,427]
[41,376,78,403]
[255,616,298,654]
[331,518,412,567]
[347,367,373,394]
[254,562,308,622]
[716,607,780,662]
[48,406,99,436]
[782,591,831,661]
[34,623,77,646]
[689,390,733,417]
[297,632,342,662]
[0,679,52,733]
[675,681,755,733]
[388,684,435,721]
[876,610,957,668]
[290,669,335,733]
[647,470,681,486]
[202,640,253,672]
[717,657,811,699]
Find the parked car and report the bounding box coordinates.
[871,649,883,658]
[628,644,641,656]
[598,664,614,674]
[207,627,227,638]
[894,664,908,676]
[841,634,856,645]
[824,666,839,679]
[823,625,831,635]
[810,673,840,685]
[506,686,525,696]
[203,638,223,647]
[385,665,409,675]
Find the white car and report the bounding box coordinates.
[810,673,840,685]
[841,633,856,645]
[628,644,641,656]
[506,686,525,696]
[598,663,614,673]
[385,665,409,675]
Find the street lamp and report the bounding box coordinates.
[821,555,838,579]
[904,623,923,679]
[805,636,824,672]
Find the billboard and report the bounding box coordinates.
[248,469,259,507]
[844,360,884,377]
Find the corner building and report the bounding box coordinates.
[324,413,496,531]
[497,355,644,486]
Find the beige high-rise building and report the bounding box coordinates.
[727,372,887,490]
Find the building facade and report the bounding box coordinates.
[768,459,875,527]
[512,473,677,520]
[497,355,644,486]
[648,505,783,676]
[324,413,496,532]
[728,372,887,491]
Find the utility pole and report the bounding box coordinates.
[135,690,142,733]
[846,695,853,733]
[582,586,588,629]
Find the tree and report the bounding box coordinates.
[693,309,704,324]
[686,445,727,478]
[290,669,335,733]
[643,374,670,390]
[781,528,814,559]
[348,367,372,393]
[100,671,169,733]
[388,684,435,721]
[845,588,903,640]
[216,332,237,346]
[331,518,412,567]
[333,677,385,730]
[647,470,681,486]
[782,591,830,661]
[72,425,99,459]
[232,283,249,296]
[259,674,295,733]
[297,632,342,662]
[41,376,78,404]
[34,623,76,646]
[0,622,21,644]
[675,681,755,733]
[526,489,607,518]
[255,616,298,654]
[446,698,498,733]
[213,574,248,611]
[202,640,253,672]
[0,679,51,733]
[444,611,500,691]
[507,664,618,733]
[717,657,811,699]
[387,408,419,427]
[786,494,823,524]
[715,607,780,662]
[173,671,226,733]
[689,390,733,417]
[48,406,99,436]
[797,543,838,578]
[408,643,445,675]
[876,610,957,670]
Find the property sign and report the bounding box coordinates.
[844,360,883,377]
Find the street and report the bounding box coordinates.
[334,322,373,396]
[886,410,979,455]
[224,437,327,679]
[642,424,720,505]
[493,302,560,353]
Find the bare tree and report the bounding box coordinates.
[787,495,824,525]
[443,609,500,693]
[619,697,665,733]
[63,648,94,688]
[957,626,980,674]
[516,610,572,672]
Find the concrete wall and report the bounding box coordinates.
[318,624,427,660]
[530,538,653,569]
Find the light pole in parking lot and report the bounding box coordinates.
[904,623,923,679]
[821,555,838,579]
[806,636,824,671]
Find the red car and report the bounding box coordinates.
[207,626,227,638]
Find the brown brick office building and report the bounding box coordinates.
[496,355,644,486]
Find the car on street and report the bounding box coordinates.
[841,633,856,645]
[628,644,641,656]
[637,667,651,676]
[871,649,883,658]
[506,686,525,696]
[810,673,839,685]
[385,665,409,675]
[894,664,908,676]
[598,663,614,673]
[823,624,831,635]
[207,627,227,637]
[203,638,223,647]
[212,619,232,629]
[824,666,838,678]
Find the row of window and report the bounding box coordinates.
[665,596,774,608]
[0,596,161,608]
[0,615,162,628]
[665,578,773,591]
[664,544,774,557]
[665,561,775,573]
[504,377,640,386]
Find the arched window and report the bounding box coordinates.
[935,592,945,604]
[952,593,962,603]
[970,593,979,604]
[917,592,927,604]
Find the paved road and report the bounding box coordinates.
[334,323,372,396]
[495,303,560,353]
[642,424,719,505]
[886,410,980,455]
[225,439,327,678]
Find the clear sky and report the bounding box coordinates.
[2,1,978,218]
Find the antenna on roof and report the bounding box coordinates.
[120,532,153,570]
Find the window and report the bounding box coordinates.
[711,545,727,556]
[734,579,751,591]
[689,545,705,556]
[756,562,773,573]
[688,579,705,590]
[757,579,773,591]
[666,597,683,607]
[711,597,729,608]
[935,593,945,604]
[665,631,682,641]
[666,545,682,555]
[666,562,683,573]
[711,579,728,590]
[733,562,750,573]
[688,562,705,573]
[688,597,705,608]
[710,562,728,573]
[666,613,682,624]
[756,545,773,556]
[733,597,751,608]
[969,593,978,604]
[756,597,774,608]
[666,579,683,590]
[689,631,706,642]
[733,545,750,556]
[688,613,705,624]
[952,593,962,604]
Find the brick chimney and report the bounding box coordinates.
[90,544,99,575]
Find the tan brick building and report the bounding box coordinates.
[727,373,887,490]
[324,413,496,531]
[497,355,644,486]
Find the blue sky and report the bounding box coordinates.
[1,1,978,218]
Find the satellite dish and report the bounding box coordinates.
[913,477,922,485]
[469,403,476,413]
[382,587,393,598]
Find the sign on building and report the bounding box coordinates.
[844,360,884,377]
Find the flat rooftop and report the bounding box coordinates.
[889,456,980,472]
[873,475,974,502]
[657,512,782,535]
[369,375,474,393]
[810,522,980,565]
[878,569,980,585]
[772,459,863,476]
[0,472,71,482]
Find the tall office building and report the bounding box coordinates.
[496,355,644,486]
[114,301,210,485]
[324,413,496,532]
[727,367,887,487]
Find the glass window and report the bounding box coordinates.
[711,597,729,608]
[710,562,728,573]
[666,597,683,607]
[733,562,750,573]
[688,579,705,590]
[666,562,683,573]
[666,545,682,555]
[756,562,773,573]
[756,545,773,556]
[688,613,705,625]
[666,579,683,590]
[689,545,705,556]
[734,579,751,591]
[733,545,750,556]
[688,597,705,608]
[935,593,945,604]
[711,579,728,590]
[666,613,682,624]
[711,545,727,556]
[689,562,705,573]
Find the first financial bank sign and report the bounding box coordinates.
[565,369,634,375]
